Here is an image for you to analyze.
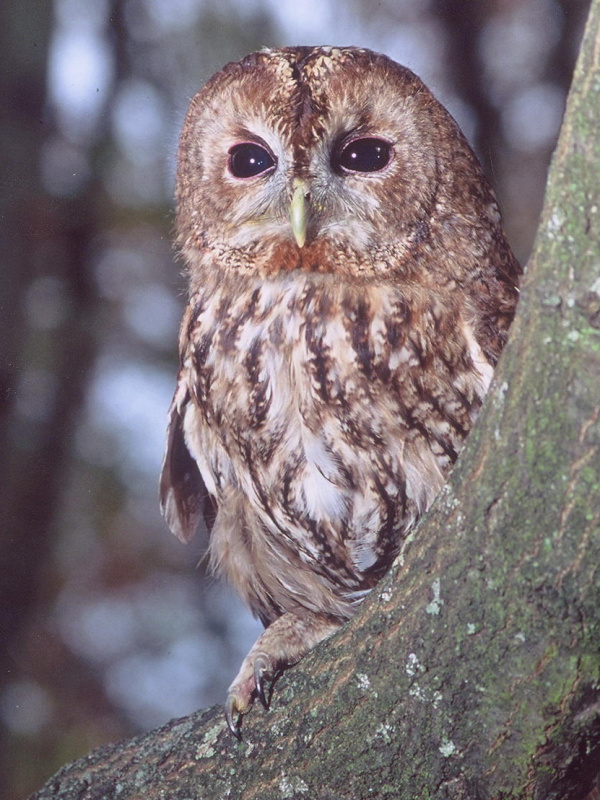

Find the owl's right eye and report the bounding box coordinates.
[228,143,276,178]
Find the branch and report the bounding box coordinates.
[31,2,600,798]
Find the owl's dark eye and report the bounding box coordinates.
[335,137,392,173]
[228,143,275,178]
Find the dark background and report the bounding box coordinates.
[0,1,590,797]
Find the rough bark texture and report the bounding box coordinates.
[30,3,600,798]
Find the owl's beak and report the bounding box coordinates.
[289,179,309,248]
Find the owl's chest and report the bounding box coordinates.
[190,279,402,450]
[185,276,488,551]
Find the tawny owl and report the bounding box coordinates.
[160,46,521,737]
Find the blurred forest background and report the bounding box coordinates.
[0,0,591,797]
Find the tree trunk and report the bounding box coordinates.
[29,2,600,798]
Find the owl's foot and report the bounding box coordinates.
[225,612,342,738]
[225,652,274,739]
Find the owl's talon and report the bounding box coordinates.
[225,694,242,740]
[253,653,272,709]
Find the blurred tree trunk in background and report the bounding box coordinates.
[432,0,590,263]
[0,0,126,795]
[28,1,600,798]
[433,0,587,176]
[0,2,52,420]
[433,0,502,178]
[0,3,56,795]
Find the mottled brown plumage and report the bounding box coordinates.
[160,46,521,735]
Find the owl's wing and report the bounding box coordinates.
[159,378,216,544]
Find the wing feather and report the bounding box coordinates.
[159,380,215,543]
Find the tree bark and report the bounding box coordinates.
[30,2,600,798]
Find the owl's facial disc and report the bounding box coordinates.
[225,132,395,251]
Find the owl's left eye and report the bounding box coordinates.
[228,143,276,178]
[334,137,392,173]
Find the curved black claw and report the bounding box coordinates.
[225,694,242,740]
[253,653,271,710]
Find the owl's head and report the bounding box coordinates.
[176,46,501,282]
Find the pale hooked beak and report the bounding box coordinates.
[289,179,309,248]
